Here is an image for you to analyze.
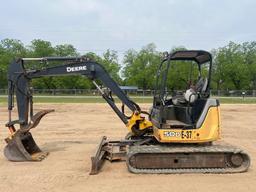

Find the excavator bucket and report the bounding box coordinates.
[4,130,48,161]
[4,109,54,161]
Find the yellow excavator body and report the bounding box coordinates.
[126,112,153,134]
[154,106,221,143]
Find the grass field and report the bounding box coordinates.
[0,95,256,104]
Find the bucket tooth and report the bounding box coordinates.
[4,109,54,162]
[4,130,48,162]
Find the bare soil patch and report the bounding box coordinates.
[0,103,255,192]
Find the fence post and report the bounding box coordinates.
[217,90,220,96]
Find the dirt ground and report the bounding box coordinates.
[0,103,255,192]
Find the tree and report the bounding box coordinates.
[28,39,55,57]
[52,44,91,89]
[165,47,189,90]
[55,44,78,57]
[102,50,121,83]
[28,39,56,89]
[0,39,27,88]
[1,38,256,91]
[241,41,256,90]
[123,43,161,89]
[212,42,250,90]
[82,50,122,88]
[211,49,224,91]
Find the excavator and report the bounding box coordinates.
[4,50,250,174]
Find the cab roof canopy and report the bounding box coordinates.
[169,50,212,65]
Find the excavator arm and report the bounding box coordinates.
[7,57,151,131]
[5,57,152,163]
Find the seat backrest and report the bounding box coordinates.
[191,98,207,123]
[195,77,208,93]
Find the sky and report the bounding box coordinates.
[1,0,256,60]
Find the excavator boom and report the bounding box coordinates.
[5,57,152,164]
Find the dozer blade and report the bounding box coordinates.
[90,136,108,175]
[127,143,251,174]
[90,136,130,175]
[4,109,54,162]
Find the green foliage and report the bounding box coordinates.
[84,50,122,83]
[55,44,78,57]
[82,50,122,86]
[1,38,256,91]
[212,41,256,90]
[28,39,56,89]
[0,39,121,89]
[0,39,27,87]
[166,47,192,90]
[49,43,91,89]
[122,43,161,89]
[102,50,121,83]
[122,42,256,91]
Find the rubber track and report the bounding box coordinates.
[127,143,250,174]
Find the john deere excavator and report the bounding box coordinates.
[4,50,250,174]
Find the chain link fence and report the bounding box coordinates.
[0,89,255,97]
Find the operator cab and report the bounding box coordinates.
[151,50,217,130]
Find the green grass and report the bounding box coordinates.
[0,95,255,104]
[0,96,153,104]
[33,97,153,103]
[217,97,256,104]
